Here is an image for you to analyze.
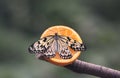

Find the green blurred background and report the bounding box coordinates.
[0,0,120,78]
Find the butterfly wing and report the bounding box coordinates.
[57,37,72,59]
[43,38,56,58]
[28,35,55,56]
[68,39,86,51]
[55,35,86,59]
[60,36,86,51]
[28,39,47,54]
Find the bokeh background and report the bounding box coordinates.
[0,0,120,78]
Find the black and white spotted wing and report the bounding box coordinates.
[59,36,86,51]
[28,35,56,58]
[28,33,86,59]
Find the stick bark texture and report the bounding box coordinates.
[36,54,120,78]
[65,60,120,78]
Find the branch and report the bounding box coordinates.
[36,54,120,78]
[65,60,120,78]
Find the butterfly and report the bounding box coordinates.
[28,33,86,59]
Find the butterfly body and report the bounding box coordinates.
[28,33,86,59]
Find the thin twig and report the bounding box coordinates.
[65,60,120,78]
